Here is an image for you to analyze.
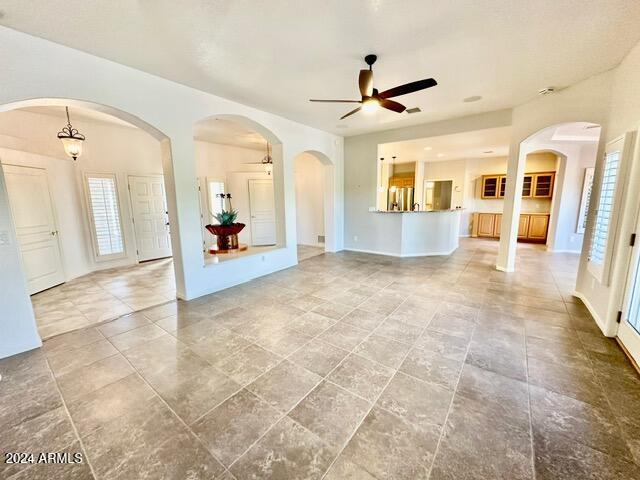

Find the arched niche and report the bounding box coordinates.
[193,113,286,257]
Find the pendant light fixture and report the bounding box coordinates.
[262,142,273,175]
[57,106,85,160]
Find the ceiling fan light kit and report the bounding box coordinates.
[310,54,437,120]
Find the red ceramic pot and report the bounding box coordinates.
[205,223,246,250]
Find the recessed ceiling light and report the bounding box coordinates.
[463,95,482,103]
[437,153,445,158]
[406,107,422,114]
[424,146,433,151]
[538,87,555,95]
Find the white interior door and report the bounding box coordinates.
[3,164,65,294]
[619,213,640,366]
[128,175,172,261]
[248,179,276,246]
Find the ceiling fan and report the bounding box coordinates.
[310,54,437,120]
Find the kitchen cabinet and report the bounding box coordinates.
[476,213,496,237]
[518,215,530,238]
[472,212,549,242]
[527,214,550,239]
[532,173,554,198]
[389,176,415,188]
[481,176,500,198]
[480,172,554,199]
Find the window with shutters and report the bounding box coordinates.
[84,174,125,259]
[588,133,633,284]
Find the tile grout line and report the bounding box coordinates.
[97,332,233,478]
[42,355,100,480]
[424,262,479,479]
[227,291,418,474]
[318,292,444,479]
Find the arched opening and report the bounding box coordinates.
[193,114,285,263]
[0,98,179,339]
[498,122,602,287]
[293,150,335,260]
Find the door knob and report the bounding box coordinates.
[50,231,58,236]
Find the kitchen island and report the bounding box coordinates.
[365,209,462,257]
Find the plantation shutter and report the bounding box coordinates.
[589,150,620,266]
[86,174,125,257]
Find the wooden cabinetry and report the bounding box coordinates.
[476,213,497,237]
[389,176,415,188]
[480,172,554,199]
[532,173,554,198]
[527,214,550,239]
[518,215,530,238]
[472,212,549,243]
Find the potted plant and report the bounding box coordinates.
[205,193,245,251]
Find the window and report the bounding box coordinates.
[207,180,225,222]
[588,133,634,283]
[85,174,125,259]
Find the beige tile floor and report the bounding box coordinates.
[2,238,640,479]
[31,258,176,339]
[297,244,325,261]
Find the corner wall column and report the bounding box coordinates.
[497,146,526,271]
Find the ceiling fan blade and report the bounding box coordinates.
[379,78,437,99]
[359,70,373,97]
[380,98,406,113]
[310,99,361,103]
[340,107,362,120]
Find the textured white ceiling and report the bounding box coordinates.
[379,127,512,163]
[1,1,639,136]
[194,117,268,150]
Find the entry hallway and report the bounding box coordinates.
[30,258,176,339]
[2,239,639,479]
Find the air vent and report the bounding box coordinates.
[406,107,422,114]
[317,235,325,244]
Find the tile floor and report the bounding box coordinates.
[2,239,640,479]
[297,244,325,261]
[30,258,176,339]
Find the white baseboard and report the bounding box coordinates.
[572,290,608,335]
[344,247,458,257]
[547,248,582,254]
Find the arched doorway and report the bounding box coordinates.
[293,150,335,260]
[193,114,285,262]
[0,98,179,339]
[497,121,601,279]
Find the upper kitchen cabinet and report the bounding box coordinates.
[481,175,500,198]
[532,172,554,198]
[480,171,554,199]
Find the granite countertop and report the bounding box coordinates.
[374,209,464,213]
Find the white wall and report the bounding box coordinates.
[0,162,41,357]
[0,109,164,280]
[0,26,343,358]
[574,39,640,335]
[295,153,325,246]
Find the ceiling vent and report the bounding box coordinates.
[538,87,555,95]
[406,107,422,114]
